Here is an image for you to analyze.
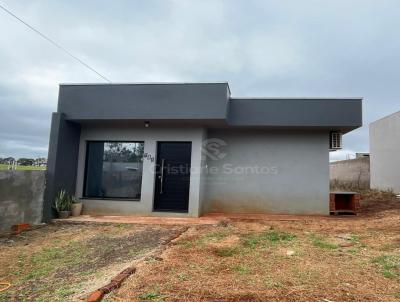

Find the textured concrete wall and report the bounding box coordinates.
[76,124,205,217]
[202,129,330,215]
[43,113,81,221]
[330,157,370,189]
[370,111,400,193]
[0,171,45,231]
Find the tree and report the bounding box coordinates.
[17,158,35,166]
[2,157,15,164]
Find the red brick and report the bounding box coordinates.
[11,223,30,234]
[87,290,104,302]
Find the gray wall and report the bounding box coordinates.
[202,129,330,215]
[330,157,370,189]
[370,111,400,193]
[43,112,81,221]
[75,124,205,217]
[0,171,45,231]
[58,83,230,120]
[229,98,362,132]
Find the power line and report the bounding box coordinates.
[0,3,111,83]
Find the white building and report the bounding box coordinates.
[369,111,400,193]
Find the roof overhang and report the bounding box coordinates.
[57,83,362,133]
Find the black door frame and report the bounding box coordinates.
[153,141,192,212]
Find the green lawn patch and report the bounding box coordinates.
[0,164,45,170]
[372,255,400,279]
[309,234,338,249]
[242,230,296,249]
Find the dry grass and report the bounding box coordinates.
[111,195,400,302]
[1,192,399,302]
[0,223,183,301]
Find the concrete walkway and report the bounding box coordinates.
[53,213,348,226]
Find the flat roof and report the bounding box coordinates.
[57,82,362,133]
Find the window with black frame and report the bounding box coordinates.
[84,141,144,199]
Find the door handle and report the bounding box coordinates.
[160,159,165,194]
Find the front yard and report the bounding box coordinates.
[0,192,399,301]
[111,193,400,302]
[0,223,184,301]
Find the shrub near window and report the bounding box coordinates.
[53,190,73,219]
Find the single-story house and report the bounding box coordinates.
[43,82,362,220]
[370,110,400,193]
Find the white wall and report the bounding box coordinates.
[76,124,205,217]
[202,129,330,215]
[370,111,400,193]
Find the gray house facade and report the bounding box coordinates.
[43,83,362,220]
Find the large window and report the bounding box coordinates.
[84,141,144,200]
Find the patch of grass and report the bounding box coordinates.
[242,230,296,249]
[116,223,130,230]
[349,234,360,242]
[139,288,164,301]
[18,241,87,282]
[178,231,229,248]
[56,285,75,299]
[78,269,96,276]
[198,231,228,244]
[177,273,188,281]
[347,248,360,255]
[263,276,282,288]
[266,230,296,242]
[233,265,251,275]
[213,246,238,257]
[178,239,195,248]
[309,234,338,249]
[0,163,45,170]
[23,266,53,281]
[0,292,11,302]
[372,255,400,279]
[242,235,261,248]
[129,247,151,257]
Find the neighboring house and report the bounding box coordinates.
[370,111,400,193]
[43,83,362,220]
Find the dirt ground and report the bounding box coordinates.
[0,223,185,301]
[110,192,400,302]
[0,191,399,302]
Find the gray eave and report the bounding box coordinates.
[228,98,362,133]
[57,83,362,132]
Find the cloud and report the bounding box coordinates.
[0,0,399,159]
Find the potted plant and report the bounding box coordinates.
[54,190,72,218]
[71,196,83,217]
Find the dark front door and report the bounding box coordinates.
[154,142,192,212]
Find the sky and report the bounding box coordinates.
[0,0,399,161]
